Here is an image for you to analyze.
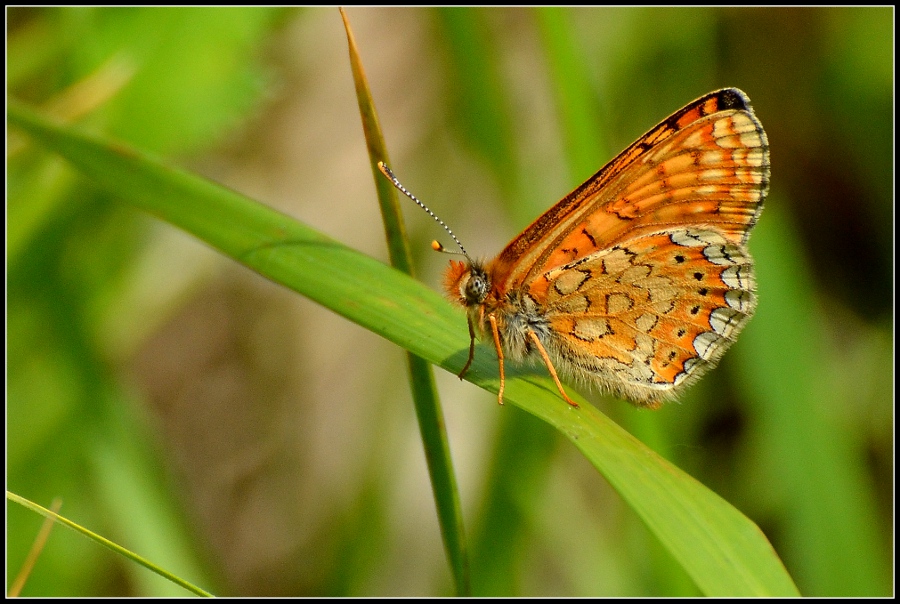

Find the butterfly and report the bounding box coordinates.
[379,87,769,409]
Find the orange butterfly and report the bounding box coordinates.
[379,87,769,409]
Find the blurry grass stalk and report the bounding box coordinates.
[339,8,471,596]
[7,497,63,597]
[8,53,135,157]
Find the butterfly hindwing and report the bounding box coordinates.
[534,228,756,406]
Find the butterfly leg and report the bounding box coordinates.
[458,316,476,380]
[488,314,506,405]
[527,330,579,408]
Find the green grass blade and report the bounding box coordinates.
[433,11,551,595]
[8,98,799,596]
[339,8,470,596]
[7,491,213,597]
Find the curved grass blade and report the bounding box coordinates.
[8,99,798,596]
[7,492,213,597]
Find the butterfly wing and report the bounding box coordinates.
[487,88,769,296]
[538,228,756,406]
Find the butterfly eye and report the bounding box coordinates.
[462,269,490,306]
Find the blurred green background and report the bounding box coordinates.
[6,7,892,597]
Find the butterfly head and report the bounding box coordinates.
[444,259,490,308]
[376,162,491,308]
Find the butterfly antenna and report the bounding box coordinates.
[377,162,470,258]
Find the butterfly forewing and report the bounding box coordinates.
[488,88,769,296]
